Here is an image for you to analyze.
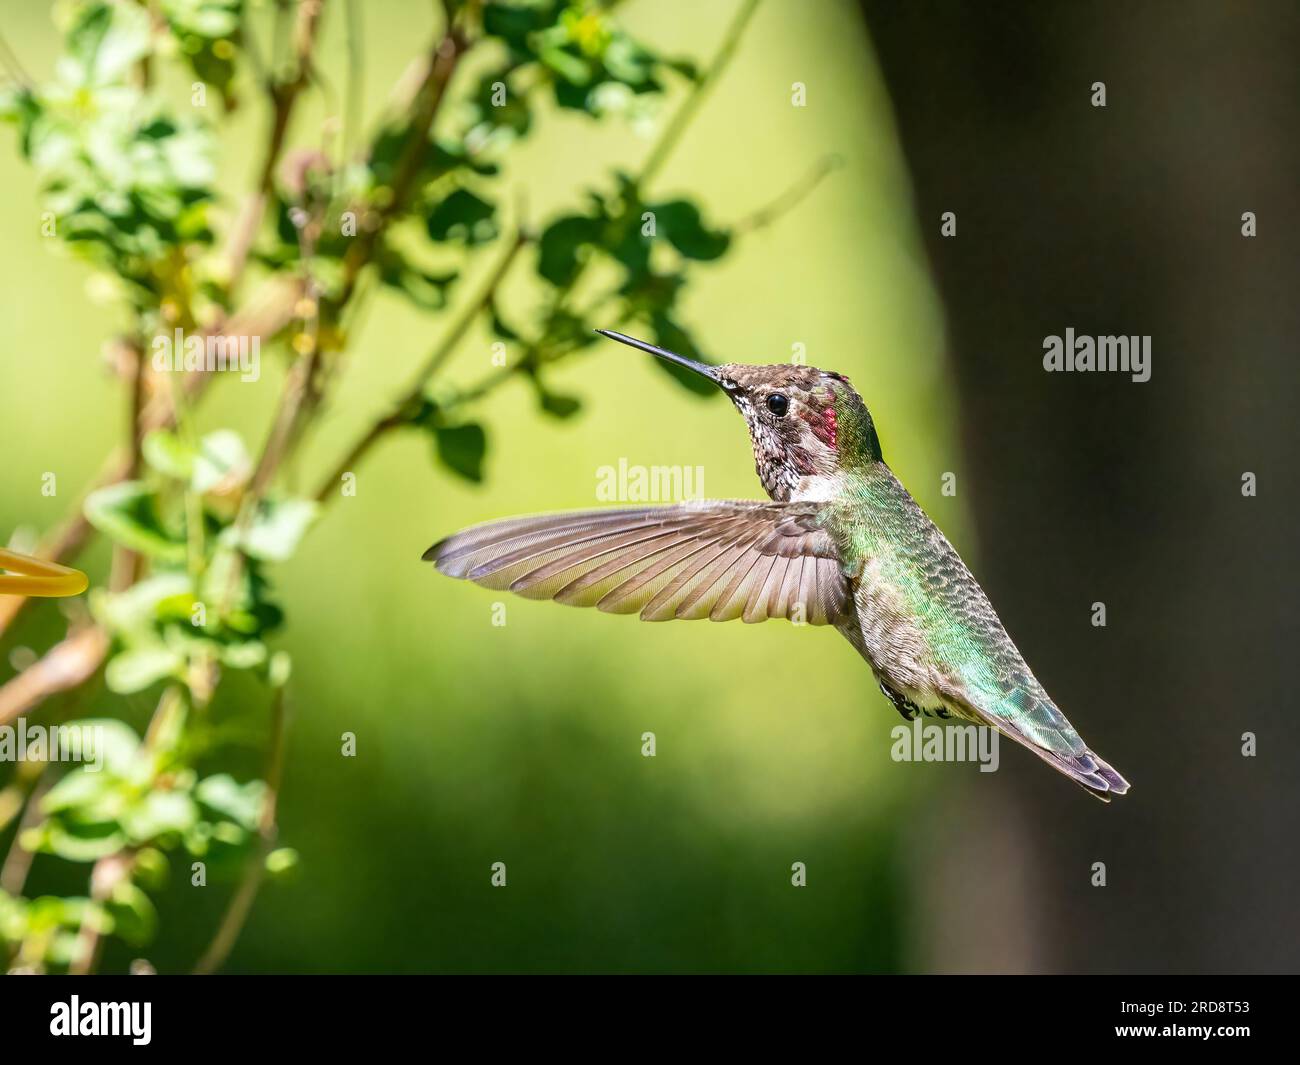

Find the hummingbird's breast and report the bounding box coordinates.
[841,561,963,715]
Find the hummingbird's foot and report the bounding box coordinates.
[879,681,923,722]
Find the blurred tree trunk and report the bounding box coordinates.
[860,0,1299,972]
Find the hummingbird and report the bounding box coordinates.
[424,330,1130,800]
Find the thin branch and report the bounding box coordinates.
[247,22,469,510]
[732,153,842,234]
[336,27,467,308]
[406,230,531,388]
[0,768,52,898]
[247,298,321,503]
[238,5,270,85]
[192,686,288,975]
[638,0,763,186]
[126,339,147,475]
[453,300,634,413]
[226,0,328,288]
[341,0,364,163]
[311,413,399,505]
[223,17,473,517]
[313,229,529,502]
[0,626,109,730]
[0,32,34,90]
[67,851,133,976]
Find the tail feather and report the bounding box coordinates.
[1039,745,1130,803]
[947,680,1131,801]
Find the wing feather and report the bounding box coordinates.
[666,540,760,621]
[593,536,733,614]
[425,502,848,626]
[745,554,784,623]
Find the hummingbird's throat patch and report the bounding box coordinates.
[807,406,837,450]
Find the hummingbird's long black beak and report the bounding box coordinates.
[595,329,721,385]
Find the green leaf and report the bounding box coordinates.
[84,481,186,562]
[265,847,299,876]
[41,767,118,819]
[540,392,582,418]
[192,429,250,494]
[602,37,656,87]
[37,735,143,812]
[229,498,319,562]
[540,308,599,353]
[162,0,241,39]
[537,214,602,286]
[95,573,193,641]
[652,200,730,260]
[540,46,593,86]
[21,894,102,933]
[426,188,498,245]
[29,820,126,863]
[200,551,284,638]
[219,639,267,670]
[465,70,532,138]
[434,423,487,483]
[428,139,501,178]
[376,247,457,310]
[213,820,248,845]
[142,428,196,480]
[121,790,199,842]
[46,720,144,780]
[0,891,27,941]
[67,1,152,87]
[663,56,700,82]
[195,774,266,831]
[105,881,157,946]
[535,383,582,419]
[267,650,292,688]
[0,87,42,156]
[489,296,522,341]
[651,314,719,397]
[619,268,685,315]
[482,1,561,50]
[105,646,184,694]
[552,78,593,111]
[131,847,170,891]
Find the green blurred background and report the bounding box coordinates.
[0,0,958,972]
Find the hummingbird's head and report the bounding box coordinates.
[597,330,883,501]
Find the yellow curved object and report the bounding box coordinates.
[0,547,89,597]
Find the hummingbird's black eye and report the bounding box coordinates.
[766,393,789,417]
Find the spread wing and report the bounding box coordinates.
[424,501,850,624]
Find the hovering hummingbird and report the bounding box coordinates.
[425,330,1129,800]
